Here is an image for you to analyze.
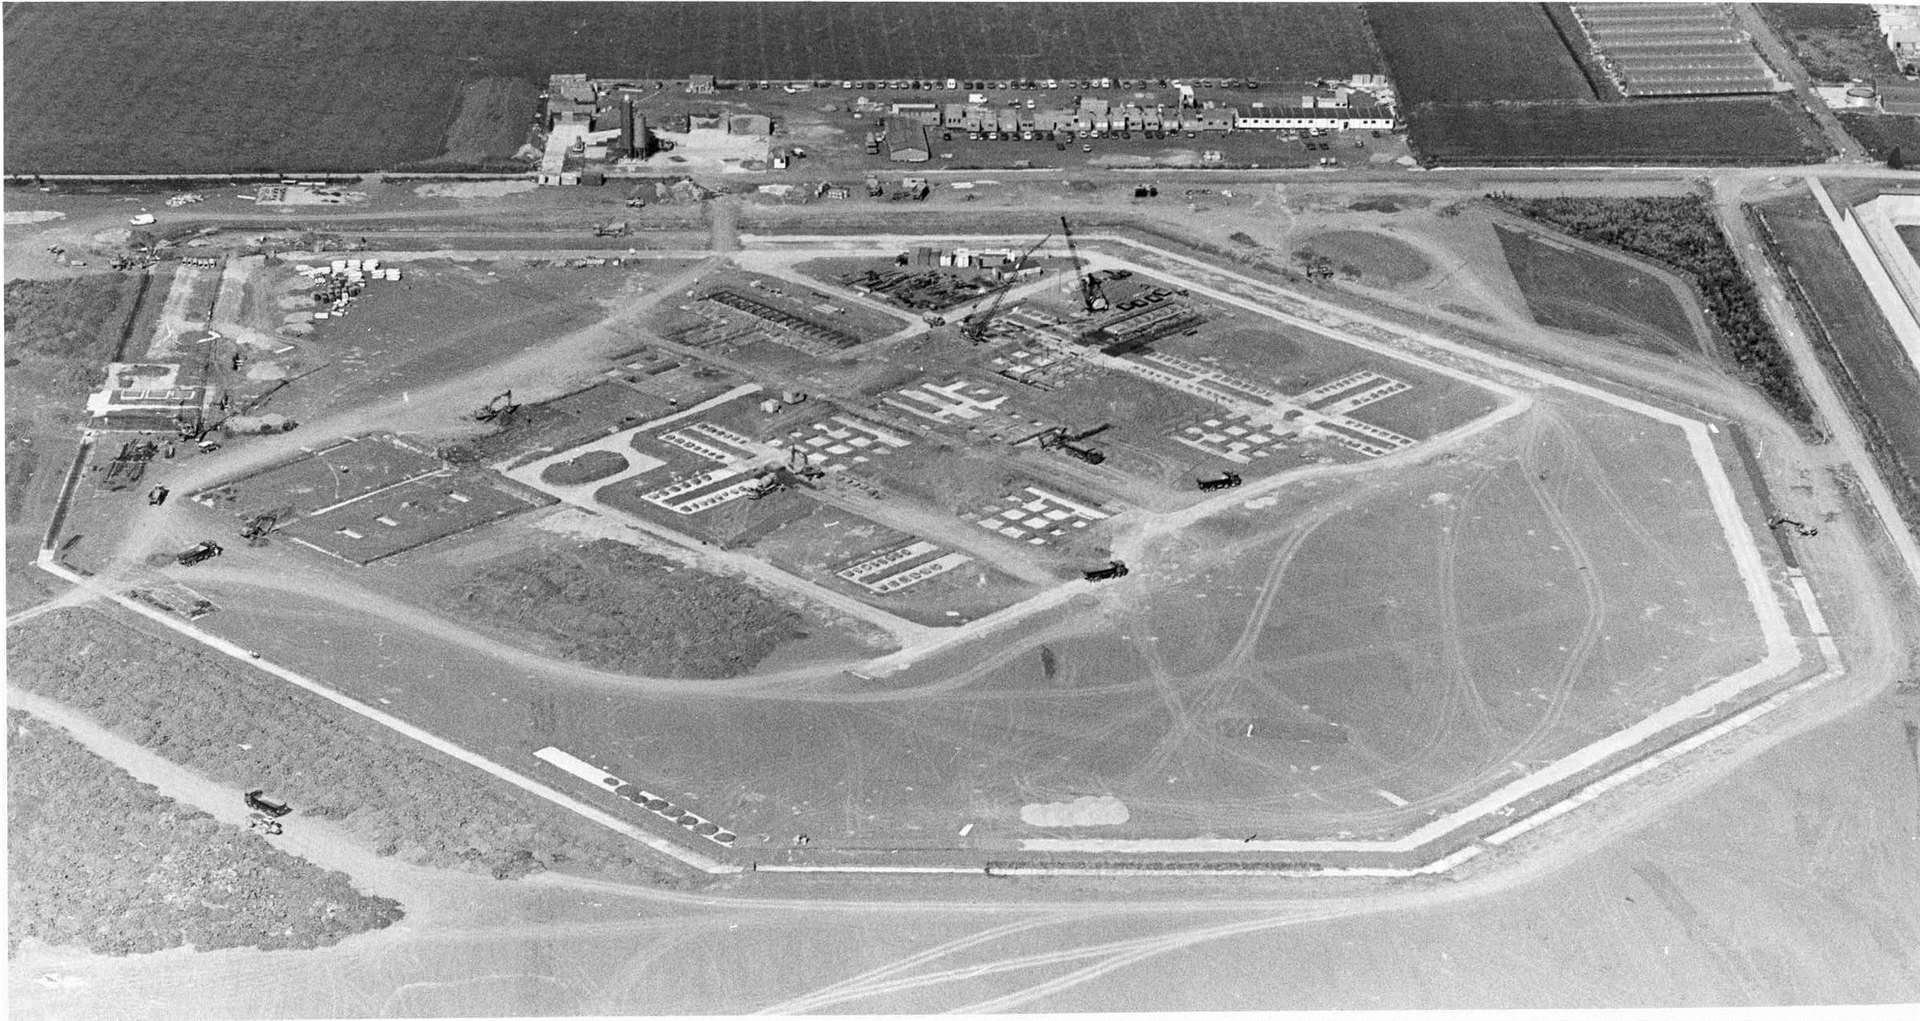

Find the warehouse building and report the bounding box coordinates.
[886,118,930,162]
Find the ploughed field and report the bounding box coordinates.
[178,390,1781,853]
[3,2,1377,173]
[1366,2,1829,165]
[1405,97,1828,166]
[1366,3,1596,104]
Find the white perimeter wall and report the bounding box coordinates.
[1814,183,1920,380]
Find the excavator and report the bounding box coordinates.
[239,504,294,546]
[1767,514,1818,537]
[473,389,520,423]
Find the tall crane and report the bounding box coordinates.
[1059,215,1107,314]
[960,231,1054,343]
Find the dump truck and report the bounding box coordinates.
[175,541,223,566]
[244,790,292,818]
[1197,471,1242,491]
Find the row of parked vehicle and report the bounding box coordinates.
[792,76,1264,92]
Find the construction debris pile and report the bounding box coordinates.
[164,192,205,208]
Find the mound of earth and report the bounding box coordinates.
[1293,230,1431,286]
[541,450,629,486]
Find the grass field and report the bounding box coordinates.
[4,2,1377,173]
[1494,194,1815,424]
[1751,193,1920,538]
[1835,111,1920,163]
[1366,3,1594,104]
[1407,97,1829,165]
[1494,225,1701,354]
[7,608,688,884]
[1760,3,1901,82]
[3,274,149,373]
[7,709,403,956]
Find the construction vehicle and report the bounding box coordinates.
[1060,215,1108,314]
[147,485,170,506]
[1038,423,1109,465]
[175,541,223,566]
[1083,559,1129,582]
[244,790,292,818]
[1197,471,1242,491]
[747,452,827,500]
[960,231,1053,343]
[594,220,629,237]
[239,505,292,546]
[195,363,329,440]
[102,438,161,490]
[473,389,520,423]
[1768,514,1819,537]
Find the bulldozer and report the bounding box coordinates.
[1082,559,1129,582]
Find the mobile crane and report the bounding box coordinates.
[959,231,1054,343]
[1037,422,1110,465]
[1060,215,1107,314]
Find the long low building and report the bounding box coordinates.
[935,97,1393,136]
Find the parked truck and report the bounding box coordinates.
[244,789,292,817]
[175,541,223,566]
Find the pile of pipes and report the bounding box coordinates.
[294,257,401,320]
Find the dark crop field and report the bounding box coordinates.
[3,2,1379,173]
[1365,2,1594,104]
[1408,97,1829,165]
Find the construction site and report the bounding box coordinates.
[11,0,1920,1010]
[8,166,1855,892]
